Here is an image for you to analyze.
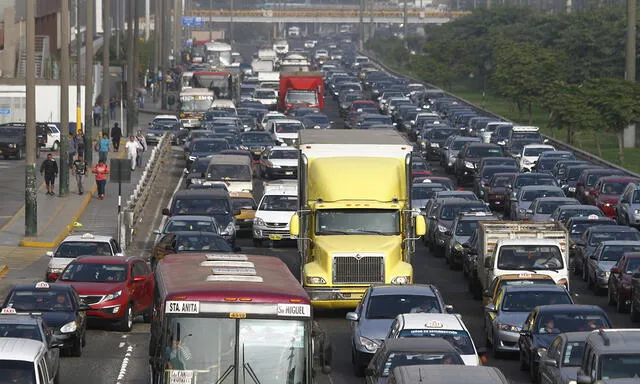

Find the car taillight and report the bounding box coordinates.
[47,272,59,282]
[309,104,318,108]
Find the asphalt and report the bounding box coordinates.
[0,49,637,384]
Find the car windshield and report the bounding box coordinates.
[231,198,255,211]
[254,90,275,98]
[495,279,555,295]
[569,222,611,236]
[380,352,464,376]
[467,147,502,157]
[397,329,475,355]
[536,201,575,214]
[0,361,36,384]
[275,123,303,133]
[491,175,513,187]
[192,141,228,153]
[625,258,640,273]
[515,176,557,188]
[536,313,610,334]
[440,204,489,220]
[176,235,232,252]
[524,147,552,157]
[600,182,629,194]
[316,209,400,235]
[497,245,564,270]
[6,291,73,312]
[452,140,475,150]
[258,195,297,211]
[240,133,274,145]
[501,291,571,312]
[521,190,564,202]
[206,165,251,181]
[412,185,446,200]
[428,129,456,139]
[413,162,428,172]
[600,245,640,261]
[455,220,480,236]
[587,173,610,186]
[165,219,216,233]
[482,167,514,179]
[599,354,640,380]
[538,159,558,170]
[0,324,42,341]
[568,167,590,180]
[562,341,585,367]
[54,241,112,258]
[590,231,640,246]
[557,208,601,221]
[304,115,329,124]
[269,150,298,160]
[366,295,441,319]
[60,263,128,282]
[152,123,178,131]
[173,198,230,215]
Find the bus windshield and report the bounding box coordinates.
[163,317,308,384]
[180,98,213,112]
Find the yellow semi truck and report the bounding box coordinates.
[290,130,426,308]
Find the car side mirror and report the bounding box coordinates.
[133,275,146,282]
[162,208,170,216]
[152,229,161,235]
[526,209,533,214]
[483,289,491,298]
[445,304,454,313]
[345,312,359,321]
[183,168,189,175]
[46,251,54,257]
[540,356,557,368]
[543,139,549,144]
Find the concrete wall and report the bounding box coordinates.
[0,83,86,125]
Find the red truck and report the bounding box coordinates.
[278,71,325,113]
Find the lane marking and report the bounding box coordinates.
[115,343,134,384]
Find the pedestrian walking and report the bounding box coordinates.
[92,103,102,126]
[92,159,110,199]
[68,134,77,169]
[71,154,88,195]
[111,123,122,152]
[109,97,117,120]
[135,130,147,168]
[76,133,85,158]
[97,133,110,163]
[125,135,142,171]
[40,153,58,196]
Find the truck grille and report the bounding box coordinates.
[333,253,384,284]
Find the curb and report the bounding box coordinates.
[0,265,8,279]
[19,149,128,249]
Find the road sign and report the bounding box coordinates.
[182,16,203,27]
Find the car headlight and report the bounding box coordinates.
[497,323,521,332]
[60,321,78,333]
[188,156,196,161]
[536,348,547,358]
[522,159,532,165]
[8,143,16,148]
[454,243,464,251]
[104,290,122,302]
[437,224,447,233]
[391,276,410,285]
[253,217,265,226]
[598,270,609,278]
[305,276,326,284]
[497,140,505,145]
[221,221,235,235]
[430,143,439,147]
[420,142,427,147]
[192,178,203,185]
[635,209,640,214]
[359,336,380,352]
[604,203,611,207]
[464,161,474,168]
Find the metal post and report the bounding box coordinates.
[153,0,160,103]
[85,0,94,164]
[209,0,213,41]
[75,0,82,140]
[625,0,637,147]
[60,0,70,197]
[368,0,374,42]
[134,0,140,129]
[25,0,37,236]
[174,0,181,59]
[103,0,111,134]
[161,0,168,110]
[116,0,120,60]
[403,1,408,42]
[358,0,364,50]
[126,0,134,137]
[229,0,234,43]
[145,0,150,40]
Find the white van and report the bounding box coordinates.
[266,119,304,146]
[204,154,254,194]
[252,180,298,246]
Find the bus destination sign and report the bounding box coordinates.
[166,301,200,314]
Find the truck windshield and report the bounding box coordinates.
[285,91,318,105]
[497,245,564,271]
[163,317,308,384]
[316,209,400,235]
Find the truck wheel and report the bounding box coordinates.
[52,141,60,151]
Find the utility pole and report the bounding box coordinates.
[116,0,120,60]
[133,0,140,129]
[103,0,111,135]
[369,0,374,42]
[403,1,408,43]
[25,0,37,236]
[209,0,213,41]
[145,0,151,40]
[160,0,168,110]
[60,0,70,197]
[175,0,182,64]
[624,0,637,147]
[358,0,364,50]
[84,0,94,164]
[229,0,234,43]
[154,0,160,104]
[126,0,134,137]
[75,0,82,140]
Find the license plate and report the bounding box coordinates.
[268,234,282,241]
[285,171,293,175]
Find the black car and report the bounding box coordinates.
[2,281,89,356]
[518,304,612,383]
[184,156,213,188]
[473,165,519,201]
[185,138,230,167]
[238,131,276,160]
[453,143,504,186]
[0,125,27,160]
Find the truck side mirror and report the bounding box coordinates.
[415,215,426,236]
[290,214,300,237]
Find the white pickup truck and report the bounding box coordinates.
[472,221,570,293]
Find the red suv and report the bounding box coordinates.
[55,256,154,332]
[588,176,640,217]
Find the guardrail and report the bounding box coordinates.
[361,50,640,179]
[189,9,470,18]
[118,132,172,250]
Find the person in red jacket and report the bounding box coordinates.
[92,159,110,199]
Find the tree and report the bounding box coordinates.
[490,40,566,123]
[583,78,640,164]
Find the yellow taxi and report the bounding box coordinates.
[482,273,556,305]
[229,192,256,233]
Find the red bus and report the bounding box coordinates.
[148,253,330,384]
